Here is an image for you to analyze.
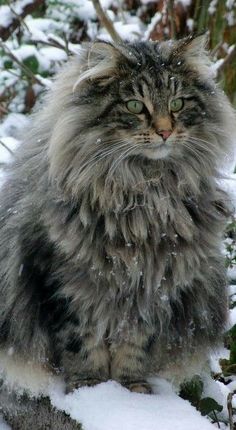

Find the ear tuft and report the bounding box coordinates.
[73,41,121,91]
[178,33,213,78]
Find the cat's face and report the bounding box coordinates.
[107,65,209,161]
[73,36,224,167]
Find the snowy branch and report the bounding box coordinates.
[0,41,46,87]
[0,0,45,42]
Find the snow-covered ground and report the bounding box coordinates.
[50,378,217,430]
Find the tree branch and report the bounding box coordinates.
[91,0,123,43]
[168,0,176,39]
[0,0,45,42]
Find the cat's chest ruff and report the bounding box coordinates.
[102,188,195,247]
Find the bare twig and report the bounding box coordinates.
[30,37,68,52]
[0,0,45,42]
[91,0,123,43]
[48,35,71,54]
[0,105,9,115]
[7,0,31,35]
[168,0,176,39]
[0,41,46,87]
[29,34,74,56]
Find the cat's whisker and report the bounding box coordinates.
[186,137,219,154]
[188,137,229,158]
[77,141,133,174]
[188,137,216,147]
[77,142,138,183]
[107,144,139,179]
[180,141,214,169]
[186,138,216,157]
[107,146,138,178]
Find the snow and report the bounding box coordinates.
[12,44,39,62]
[0,376,221,429]
[228,44,236,54]
[210,58,224,76]
[176,0,192,6]
[0,417,11,430]
[0,137,19,186]
[226,0,236,9]
[141,0,156,4]
[209,0,218,15]
[229,268,236,282]
[5,43,67,78]
[0,0,33,28]
[39,46,67,62]
[0,6,13,28]
[0,113,29,139]
[221,174,236,207]
[114,21,142,40]
[78,1,96,21]
[13,0,33,15]
[187,18,194,32]
[226,11,235,26]
[50,379,216,430]
[229,306,236,328]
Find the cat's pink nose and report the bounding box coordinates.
[157,129,172,141]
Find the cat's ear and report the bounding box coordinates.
[177,33,212,77]
[73,41,129,90]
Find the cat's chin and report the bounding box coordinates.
[142,144,171,160]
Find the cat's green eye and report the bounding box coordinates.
[126,100,144,114]
[170,98,184,112]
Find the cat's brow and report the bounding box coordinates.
[138,76,152,98]
[120,81,136,96]
[137,82,144,98]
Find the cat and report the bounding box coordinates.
[0,34,235,396]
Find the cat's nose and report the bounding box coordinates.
[157,129,172,141]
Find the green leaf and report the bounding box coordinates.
[199,397,223,416]
[179,375,203,407]
[22,56,39,74]
[4,60,13,69]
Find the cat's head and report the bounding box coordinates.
[48,35,235,195]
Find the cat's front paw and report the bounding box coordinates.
[123,381,152,394]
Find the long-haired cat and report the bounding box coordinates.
[0,35,235,396]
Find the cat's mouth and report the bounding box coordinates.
[141,142,171,160]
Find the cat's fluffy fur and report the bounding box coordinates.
[0,35,235,394]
